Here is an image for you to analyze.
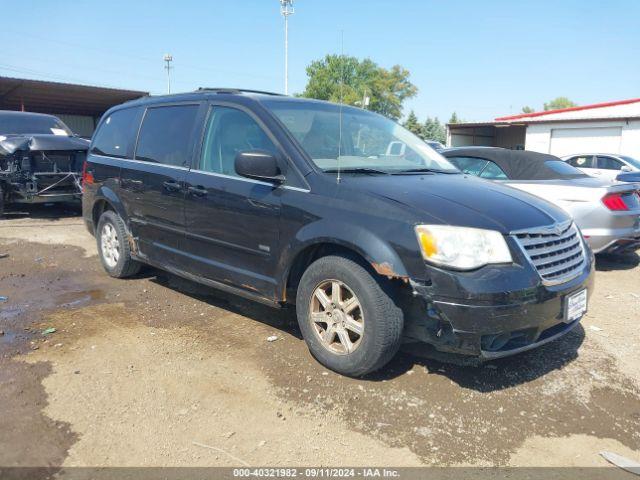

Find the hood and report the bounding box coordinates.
[340,173,569,233]
[0,134,90,155]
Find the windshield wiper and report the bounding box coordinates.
[324,167,390,175]
[392,167,460,175]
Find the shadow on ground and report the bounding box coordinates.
[1,203,82,221]
[596,251,640,271]
[143,267,585,393]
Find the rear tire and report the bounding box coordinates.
[96,210,141,278]
[296,255,404,377]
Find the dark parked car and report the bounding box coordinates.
[616,171,640,183]
[0,110,89,215]
[83,89,594,376]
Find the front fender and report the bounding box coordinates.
[276,219,411,297]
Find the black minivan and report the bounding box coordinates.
[83,89,594,376]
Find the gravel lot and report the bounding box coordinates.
[1,205,639,469]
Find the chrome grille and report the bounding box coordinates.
[513,221,586,285]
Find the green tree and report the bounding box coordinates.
[543,97,577,111]
[522,106,535,113]
[422,117,446,144]
[403,110,422,137]
[448,112,461,124]
[300,54,418,120]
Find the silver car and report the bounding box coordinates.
[562,153,640,181]
[442,147,640,254]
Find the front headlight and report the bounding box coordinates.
[414,225,512,270]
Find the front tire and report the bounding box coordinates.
[96,210,141,278]
[296,255,404,377]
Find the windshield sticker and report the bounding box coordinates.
[50,128,68,136]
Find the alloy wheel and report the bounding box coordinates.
[100,222,120,268]
[309,279,364,355]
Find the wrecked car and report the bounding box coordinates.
[83,90,594,377]
[0,110,89,215]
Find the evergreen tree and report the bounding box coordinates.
[422,117,446,144]
[403,111,422,137]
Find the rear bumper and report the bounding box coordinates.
[581,214,640,253]
[405,251,595,360]
[585,232,640,254]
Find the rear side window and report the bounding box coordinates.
[567,155,595,168]
[135,105,199,167]
[91,107,141,158]
[480,161,508,179]
[446,156,488,175]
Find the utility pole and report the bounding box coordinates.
[163,54,173,94]
[280,0,294,95]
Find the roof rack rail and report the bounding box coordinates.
[196,87,284,96]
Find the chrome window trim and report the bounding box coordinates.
[91,154,189,171]
[90,154,310,191]
[188,168,310,192]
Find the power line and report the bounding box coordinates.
[0,28,280,82]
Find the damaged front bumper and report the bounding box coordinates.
[7,172,82,203]
[403,254,595,360]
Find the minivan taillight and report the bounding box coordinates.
[602,192,629,211]
[81,160,94,187]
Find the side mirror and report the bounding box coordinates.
[621,165,632,172]
[235,150,285,184]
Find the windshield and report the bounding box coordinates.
[620,155,640,169]
[0,113,72,136]
[262,99,458,174]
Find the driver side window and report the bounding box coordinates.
[200,106,278,177]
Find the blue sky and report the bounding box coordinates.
[1,0,638,122]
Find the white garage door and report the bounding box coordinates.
[549,127,622,157]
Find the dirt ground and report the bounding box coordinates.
[1,204,639,471]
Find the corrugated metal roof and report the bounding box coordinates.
[0,76,148,116]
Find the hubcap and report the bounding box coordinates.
[310,280,364,355]
[100,223,120,268]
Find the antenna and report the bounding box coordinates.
[163,54,173,94]
[280,0,294,95]
[336,30,344,184]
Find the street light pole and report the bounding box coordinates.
[163,54,173,94]
[280,0,294,95]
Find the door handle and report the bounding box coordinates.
[163,180,183,192]
[187,185,208,197]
